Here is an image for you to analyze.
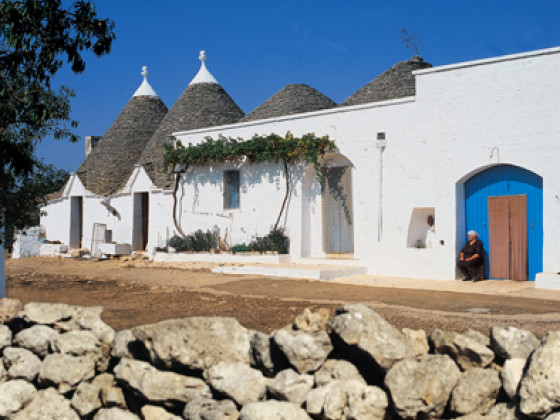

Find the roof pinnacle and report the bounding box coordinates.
[133,65,158,98]
[189,50,218,85]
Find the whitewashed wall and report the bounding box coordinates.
[172,47,560,282]
[40,47,560,286]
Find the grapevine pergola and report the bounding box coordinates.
[163,132,337,238]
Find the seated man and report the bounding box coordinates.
[457,230,484,281]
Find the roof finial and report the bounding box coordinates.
[133,65,158,98]
[189,50,218,85]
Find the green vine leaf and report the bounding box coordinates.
[163,132,337,183]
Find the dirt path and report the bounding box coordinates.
[6,257,560,336]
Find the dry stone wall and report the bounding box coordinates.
[0,299,559,419]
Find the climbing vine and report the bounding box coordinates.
[163,132,337,237]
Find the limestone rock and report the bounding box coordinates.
[0,298,22,323]
[429,328,459,356]
[519,331,560,418]
[545,413,560,420]
[0,379,37,418]
[14,324,59,357]
[141,405,182,420]
[0,360,5,381]
[75,315,115,344]
[132,317,250,371]
[431,329,494,370]
[314,359,365,387]
[402,328,430,356]
[3,346,42,381]
[453,333,495,369]
[111,329,136,359]
[183,397,239,420]
[384,354,461,419]
[502,358,527,400]
[53,330,111,371]
[101,385,127,409]
[463,328,491,348]
[306,379,387,420]
[0,324,12,350]
[249,330,288,377]
[12,387,78,420]
[267,368,313,406]
[272,329,332,373]
[487,402,529,419]
[94,408,140,420]
[491,326,540,360]
[450,367,501,415]
[71,373,115,417]
[204,362,266,406]
[23,302,103,325]
[328,303,413,371]
[293,308,330,332]
[240,401,311,420]
[38,353,96,388]
[114,358,211,404]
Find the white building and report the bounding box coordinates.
[41,47,560,288]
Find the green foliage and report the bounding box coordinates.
[0,0,116,178]
[231,243,251,254]
[168,229,219,252]
[1,161,69,247]
[163,132,337,182]
[231,228,290,255]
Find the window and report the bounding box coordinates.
[223,170,240,209]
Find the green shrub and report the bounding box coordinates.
[249,228,289,254]
[231,243,251,254]
[167,228,219,252]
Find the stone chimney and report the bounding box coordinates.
[85,136,102,157]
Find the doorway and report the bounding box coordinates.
[321,165,354,254]
[488,195,527,281]
[133,193,149,251]
[463,164,542,280]
[70,196,83,249]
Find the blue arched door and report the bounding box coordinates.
[464,165,542,281]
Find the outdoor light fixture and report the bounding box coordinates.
[376,132,387,148]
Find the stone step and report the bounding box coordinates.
[211,264,367,280]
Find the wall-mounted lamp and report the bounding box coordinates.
[376,132,387,148]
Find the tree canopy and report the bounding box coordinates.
[0,0,116,177]
[1,161,69,248]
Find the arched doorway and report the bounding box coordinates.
[321,154,354,254]
[463,164,543,281]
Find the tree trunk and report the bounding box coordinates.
[274,161,290,231]
[172,168,188,238]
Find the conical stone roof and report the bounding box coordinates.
[239,84,336,122]
[138,82,245,189]
[76,94,168,196]
[339,56,432,107]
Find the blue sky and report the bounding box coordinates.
[37,0,560,173]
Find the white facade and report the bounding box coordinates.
[40,47,560,287]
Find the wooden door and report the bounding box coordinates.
[488,195,527,280]
[322,166,354,254]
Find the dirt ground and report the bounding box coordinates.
[5,257,560,337]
